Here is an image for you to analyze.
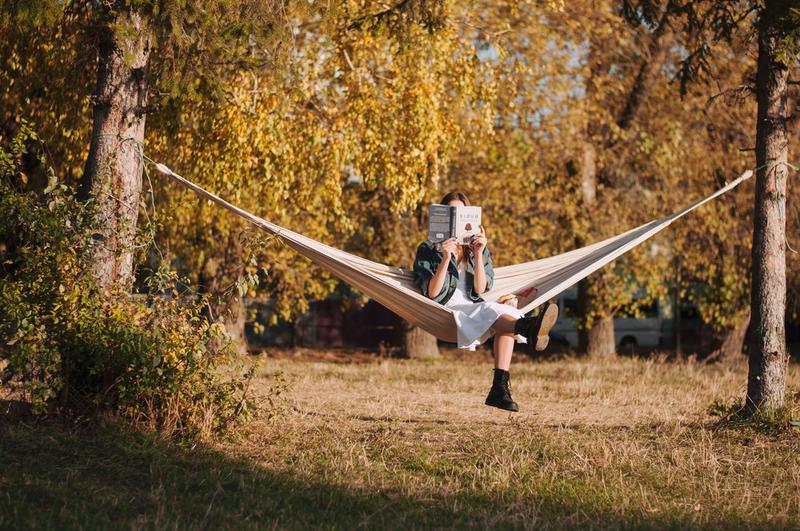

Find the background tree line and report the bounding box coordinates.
[1,0,798,419]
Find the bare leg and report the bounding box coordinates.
[490,314,519,370]
[490,314,517,335]
[493,333,516,370]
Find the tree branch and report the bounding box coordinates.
[347,0,413,31]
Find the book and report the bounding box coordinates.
[427,204,482,244]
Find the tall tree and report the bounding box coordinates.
[3,1,296,295]
[79,7,153,294]
[747,0,796,414]
[552,0,679,357]
[624,0,799,413]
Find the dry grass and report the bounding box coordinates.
[260,347,765,427]
[2,349,799,529]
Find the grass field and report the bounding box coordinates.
[2,348,800,530]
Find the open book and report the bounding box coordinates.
[427,204,482,244]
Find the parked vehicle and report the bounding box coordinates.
[549,287,671,353]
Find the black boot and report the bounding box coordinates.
[485,368,519,412]
[514,302,559,351]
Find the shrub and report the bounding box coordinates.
[1,122,255,440]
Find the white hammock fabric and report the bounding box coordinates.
[154,163,752,344]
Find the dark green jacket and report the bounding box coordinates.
[412,241,494,305]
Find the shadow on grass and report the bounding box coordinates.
[0,415,765,530]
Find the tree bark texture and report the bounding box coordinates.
[586,314,616,358]
[80,9,152,295]
[402,323,441,359]
[673,257,683,356]
[746,0,791,416]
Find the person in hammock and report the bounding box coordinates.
[413,191,559,412]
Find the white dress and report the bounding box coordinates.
[445,264,528,350]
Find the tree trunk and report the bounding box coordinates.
[746,0,791,416]
[576,54,598,354]
[716,309,751,363]
[674,257,683,356]
[576,142,615,358]
[616,10,672,131]
[580,140,597,205]
[402,323,440,359]
[575,12,671,357]
[80,9,152,295]
[577,274,591,353]
[216,295,248,354]
[575,163,590,354]
[576,140,616,357]
[586,314,616,357]
[199,234,249,355]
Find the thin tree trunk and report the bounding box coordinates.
[402,323,440,359]
[581,139,597,205]
[577,275,590,353]
[715,309,751,363]
[199,234,249,355]
[674,256,683,356]
[80,9,152,295]
[746,0,791,416]
[577,143,615,357]
[222,296,248,353]
[616,10,672,131]
[576,139,616,357]
[203,290,248,355]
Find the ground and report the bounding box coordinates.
[2,348,799,529]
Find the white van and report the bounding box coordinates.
[549,287,671,353]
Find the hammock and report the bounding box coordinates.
[154,162,752,344]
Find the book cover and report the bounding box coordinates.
[452,205,481,244]
[428,204,452,243]
[427,204,482,244]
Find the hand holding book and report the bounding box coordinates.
[469,225,487,253]
[440,237,458,259]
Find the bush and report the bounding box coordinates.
[1,122,255,440]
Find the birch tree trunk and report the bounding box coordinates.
[746,0,791,416]
[79,9,152,295]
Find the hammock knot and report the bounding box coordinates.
[154,163,173,176]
